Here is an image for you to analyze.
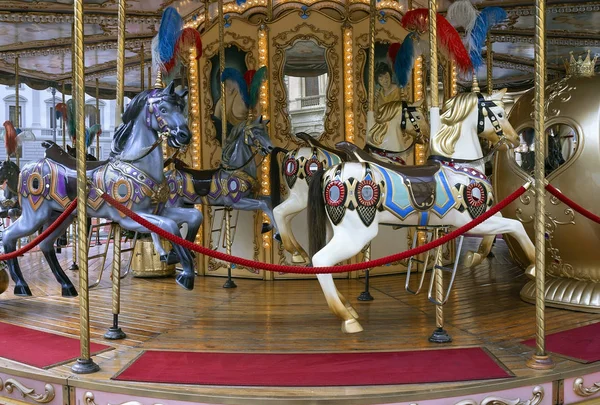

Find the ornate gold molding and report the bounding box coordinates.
[455,385,544,405]
[574,377,600,397]
[271,22,341,146]
[84,391,166,405]
[4,378,55,404]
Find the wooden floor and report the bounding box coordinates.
[0,237,599,404]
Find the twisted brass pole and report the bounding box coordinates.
[526,0,554,370]
[140,44,145,91]
[71,0,99,374]
[115,0,126,127]
[486,34,493,93]
[96,78,100,159]
[62,82,67,149]
[148,66,151,89]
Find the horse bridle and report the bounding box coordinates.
[400,101,424,142]
[220,123,268,171]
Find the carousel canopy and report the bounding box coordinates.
[0,0,598,96]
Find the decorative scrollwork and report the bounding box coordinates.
[84,391,166,405]
[545,207,575,278]
[4,378,55,403]
[530,76,576,120]
[574,377,600,397]
[455,385,544,405]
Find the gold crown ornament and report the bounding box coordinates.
[564,50,598,77]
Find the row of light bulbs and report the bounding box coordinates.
[258,28,272,250]
[343,27,355,143]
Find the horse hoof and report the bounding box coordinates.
[464,251,484,268]
[14,284,32,297]
[176,273,195,290]
[274,233,282,243]
[342,318,363,334]
[292,253,307,264]
[346,305,359,320]
[160,251,180,265]
[525,265,536,279]
[261,223,274,234]
[61,285,78,298]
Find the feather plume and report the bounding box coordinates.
[221,67,250,107]
[85,124,102,149]
[387,42,401,63]
[66,99,76,140]
[55,102,68,120]
[248,66,267,108]
[446,0,480,34]
[177,28,203,59]
[401,9,472,72]
[151,35,164,72]
[3,121,17,157]
[236,0,247,5]
[158,7,183,64]
[467,7,507,70]
[394,33,416,88]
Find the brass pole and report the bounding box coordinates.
[95,78,100,159]
[486,34,493,93]
[115,0,126,127]
[140,44,145,91]
[14,57,20,250]
[148,66,152,89]
[526,0,554,370]
[71,0,99,374]
[62,82,67,149]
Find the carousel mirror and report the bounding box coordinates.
[283,39,329,138]
[514,124,578,176]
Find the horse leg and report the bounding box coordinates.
[335,288,359,319]
[233,197,281,240]
[38,214,77,297]
[464,235,496,267]
[2,205,52,296]
[273,191,309,263]
[312,222,377,333]
[158,207,203,265]
[117,214,196,290]
[150,232,178,265]
[464,214,536,277]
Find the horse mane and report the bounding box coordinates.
[369,101,404,146]
[3,120,18,157]
[221,120,249,163]
[431,92,479,156]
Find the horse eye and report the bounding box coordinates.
[160,107,167,114]
[498,113,503,118]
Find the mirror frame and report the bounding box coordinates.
[271,22,340,147]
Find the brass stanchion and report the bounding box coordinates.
[104,225,126,339]
[14,57,21,250]
[71,0,100,374]
[94,78,102,246]
[526,0,554,370]
[429,228,452,343]
[358,0,377,301]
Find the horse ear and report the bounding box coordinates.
[492,88,507,101]
[176,87,188,98]
[165,81,175,95]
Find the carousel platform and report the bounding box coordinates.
[0,238,598,405]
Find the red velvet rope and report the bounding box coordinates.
[100,184,528,274]
[0,200,78,261]
[546,184,600,225]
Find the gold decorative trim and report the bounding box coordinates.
[271,22,341,147]
[574,377,600,397]
[84,391,166,405]
[455,385,544,405]
[4,378,55,404]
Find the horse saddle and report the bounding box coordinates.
[42,141,107,171]
[336,141,441,210]
[173,158,218,197]
[295,132,353,162]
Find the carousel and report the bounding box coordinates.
[0,0,599,404]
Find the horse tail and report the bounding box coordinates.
[269,147,287,208]
[308,169,327,260]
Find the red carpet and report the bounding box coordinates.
[0,322,112,369]
[114,347,512,386]
[522,322,600,363]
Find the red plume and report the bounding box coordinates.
[387,42,401,63]
[164,28,203,74]
[3,121,17,157]
[244,69,256,88]
[401,9,472,73]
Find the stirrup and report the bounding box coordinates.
[427,234,465,306]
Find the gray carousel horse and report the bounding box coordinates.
[1,82,196,297]
[158,116,278,268]
[0,160,21,222]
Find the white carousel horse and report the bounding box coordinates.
[273,99,429,263]
[307,89,536,333]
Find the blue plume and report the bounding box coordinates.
[158,7,183,63]
[221,68,250,107]
[394,33,416,88]
[468,7,507,70]
[236,0,247,5]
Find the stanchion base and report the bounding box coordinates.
[71,358,100,374]
[526,354,555,370]
[69,263,79,271]
[104,327,126,340]
[223,279,237,289]
[357,291,374,301]
[429,327,452,343]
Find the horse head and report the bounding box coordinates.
[475,89,519,148]
[242,115,274,156]
[0,160,19,191]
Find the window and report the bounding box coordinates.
[85,104,99,128]
[514,125,578,176]
[9,106,22,127]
